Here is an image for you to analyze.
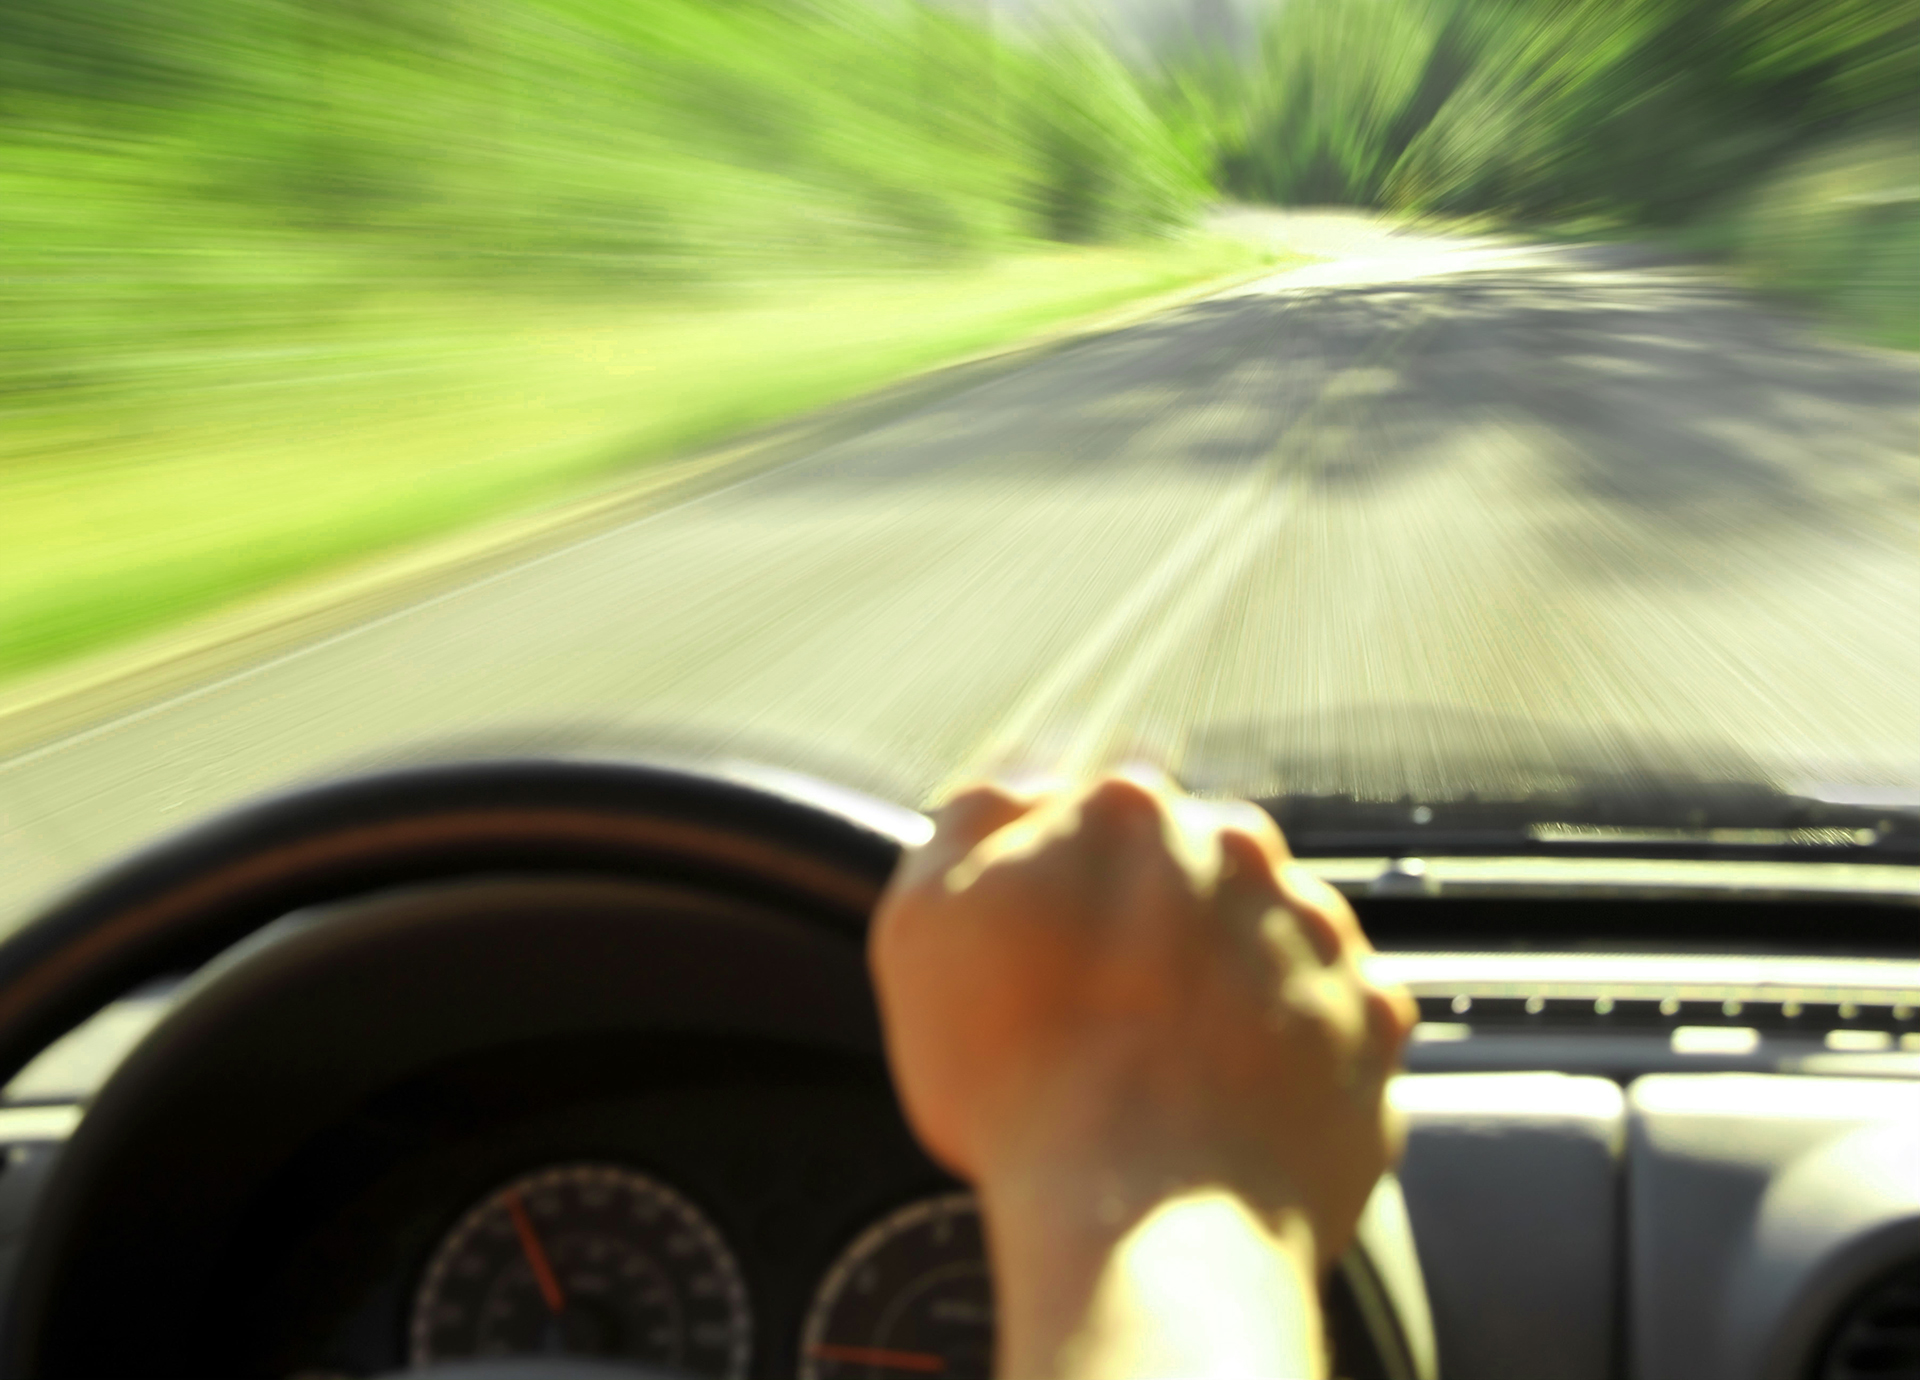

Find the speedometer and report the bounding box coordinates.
[799,1192,993,1379]
[409,1162,751,1378]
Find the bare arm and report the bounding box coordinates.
[869,775,1416,1379]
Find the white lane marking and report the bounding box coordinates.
[1055,471,1307,778]
[959,297,1447,785]
[0,275,1315,777]
[4,267,1457,783]
[954,465,1280,778]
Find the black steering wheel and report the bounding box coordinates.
[0,758,924,1379]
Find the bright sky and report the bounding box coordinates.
[949,0,1267,59]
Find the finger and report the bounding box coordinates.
[1213,797,1294,866]
[1164,793,1228,888]
[1197,808,1342,970]
[1163,796,1288,899]
[1216,823,1278,894]
[1252,862,1343,967]
[1378,1098,1409,1173]
[1367,980,1420,1058]
[892,781,1046,893]
[1358,1003,1413,1184]
[1347,980,1415,1106]
[1071,776,1194,919]
[933,779,1049,840]
[1212,833,1290,974]
[1216,827,1303,962]
[1075,773,1171,848]
[1278,862,1372,960]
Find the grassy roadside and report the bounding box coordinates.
[2,234,1280,686]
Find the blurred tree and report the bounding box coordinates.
[1182,0,1918,222]
[2,0,1211,401]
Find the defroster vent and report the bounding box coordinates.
[1818,1261,1920,1380]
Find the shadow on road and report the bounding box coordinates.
[793,257,1918,569]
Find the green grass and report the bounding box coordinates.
[2,235,1278,684]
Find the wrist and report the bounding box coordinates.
[980,1161,1322,1379]
[967,1055,1314,1240]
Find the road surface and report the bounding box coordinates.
[4,212,1917,926]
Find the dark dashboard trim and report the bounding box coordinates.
[9,874,890,1376]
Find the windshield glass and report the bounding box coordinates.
[2,0,1916,915]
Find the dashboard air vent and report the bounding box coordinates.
[1818,1261,1920,1380]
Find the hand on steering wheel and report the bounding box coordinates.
[871,773,1417,1378]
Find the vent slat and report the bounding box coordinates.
[1821,1263,1920,1380]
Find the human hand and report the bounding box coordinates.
[869,773,1416,1376]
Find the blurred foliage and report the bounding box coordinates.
[5,0,1912,684]
[1727,130,1920,349]
[12,0,1910,411]
[1158,0,1919,338]
[1171,0,1917,224]
[0,0,1209,406]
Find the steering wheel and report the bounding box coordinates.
[0,757,1436,1380]
[0,759,922,1378]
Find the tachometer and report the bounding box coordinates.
[799,1192,993,1379]
[409,1162,751,1378]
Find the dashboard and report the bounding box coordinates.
[0,870,1425,1380]
[0,759,1912,1380]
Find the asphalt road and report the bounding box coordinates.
[3,212,1917,927]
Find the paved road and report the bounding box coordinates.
[3,213,1917,926]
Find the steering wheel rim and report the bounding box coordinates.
[0,758,925,1378]
[0,757,923,1094]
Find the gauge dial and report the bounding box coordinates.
[409,1162,751,1378]
[800,1192,993,1379]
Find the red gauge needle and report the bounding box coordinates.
[504,1188,567,1316]
[807,1343,946,1373]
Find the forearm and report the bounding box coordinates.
[984,1172,1324,1380]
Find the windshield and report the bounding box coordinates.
[3,0,1917,916]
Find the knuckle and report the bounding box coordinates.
[914,781,1040,885]
[1387,984,1421,1037]
[1257,901,1313,965]
[1279,863,1367,953]
[935,781,1026,829]
[1363,982,1419,1057]
[1283,965,1363,1039]
[1215,799,1292,856]
[1078,774,1164,833]
[1280,862,1351,916]
[1283,896,1345,968]
[1218,826,1282,889]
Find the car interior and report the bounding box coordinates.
[0,757,1913,1380]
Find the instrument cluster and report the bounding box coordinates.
[408,1163,992,1379]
